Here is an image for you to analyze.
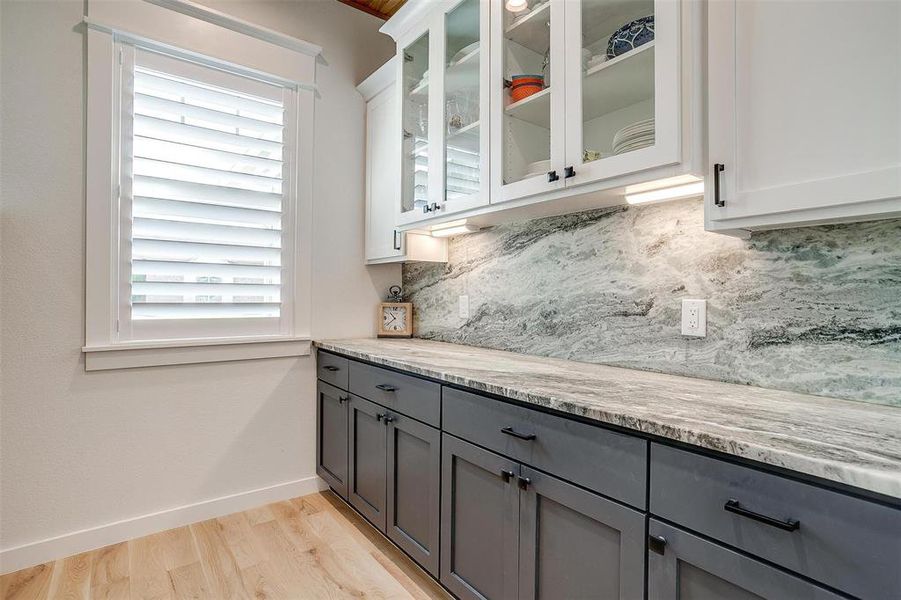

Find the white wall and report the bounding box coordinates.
[0,0,398,572]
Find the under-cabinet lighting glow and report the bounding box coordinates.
[625,181,705,205]
[431,224,479,237]
[505,0,528,13]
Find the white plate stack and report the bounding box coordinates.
[524,159,551,178]
[612,118,655,155]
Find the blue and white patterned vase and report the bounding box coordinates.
[606,16,655,59]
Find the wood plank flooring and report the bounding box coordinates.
[1,492,450,600]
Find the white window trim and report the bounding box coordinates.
[83,0,315,370]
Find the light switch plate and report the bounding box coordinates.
[681,299,707,337]
[458,295,470,319]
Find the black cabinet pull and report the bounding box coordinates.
[422,204,433,214]
[375,384,397,392]
[501,427,536,441]
[376,413,385,422]
[517,476,531,490]
[393,230,401,251]
[547,170,559,183]
[338,395,348,404]
[382,414,395,425]
[713,163,725,207]
[322,365,340,372]
[648,535,667,555]
[724,499,800,531]
[564,165,576,179]
[500,470,514,483]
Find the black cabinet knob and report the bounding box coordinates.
[547,170,559,183]
[382,414,395,425]
[338,395,348,404]
[564,166,576,178]
[500,470,514,483]
[517,476,531,490]
[648,535,667,555]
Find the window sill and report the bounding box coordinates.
[82,336,311,371]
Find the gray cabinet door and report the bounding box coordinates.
[441,434,520,600]
[386,414,440,577]
[648,520,844,600]
[316,381,348,499]
[519,466,645,600]
[348,394,387,531]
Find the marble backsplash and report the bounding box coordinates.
[402,199,901,405]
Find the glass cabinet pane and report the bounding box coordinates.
[444,0,481,205]
[401,32,430,216]
[580,0,655,165]
[501,0,553,185]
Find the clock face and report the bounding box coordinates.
[382,306,407,331]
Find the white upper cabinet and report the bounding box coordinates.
[562,0,681,189]
[491,0,697,206]
[706,0,901,235]
[394,0,491,227]
[383,0,703,229]
[490,0,566,202]
[358,59,448,264]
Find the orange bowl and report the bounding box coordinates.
[511,82,543,102]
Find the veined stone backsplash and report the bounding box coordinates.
[402,198,901,406]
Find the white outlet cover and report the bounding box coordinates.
[459,294,470,319]
[681,299,707,337]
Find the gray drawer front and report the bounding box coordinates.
[443,387,647,508]
[650,443,901,599]
[349,361,441,427]
[317,350,349,389]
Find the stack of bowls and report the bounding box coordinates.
[510,75,544,102]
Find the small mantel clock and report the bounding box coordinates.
[377,285,413,338]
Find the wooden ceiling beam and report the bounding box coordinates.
[337,0,392,20]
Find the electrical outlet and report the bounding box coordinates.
[458,294,470,319]
[681,299,707,337]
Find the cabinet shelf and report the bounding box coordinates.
[409,78,429,97]
[446,120,481,154]
[505,87,551,129]
[582,41,655,121]
[505,1,550,54]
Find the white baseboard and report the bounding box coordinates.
[0,475,327,575]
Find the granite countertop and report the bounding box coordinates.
[315,338,901,500]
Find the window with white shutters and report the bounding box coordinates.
[83,3,316,369]
[117,47,297,341]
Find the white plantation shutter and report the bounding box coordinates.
[124,49,292,330]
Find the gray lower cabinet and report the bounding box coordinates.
[316,381,348,500]
[386,412,441,577]
[441,434,646,600]
[348,394,388,530]
[519,466,645,600]
[441,434,520,600]
[648,520,843,600]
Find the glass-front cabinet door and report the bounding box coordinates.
[491,0,566,203]
[398,31,431,225]
[396,0,490,227]
[563,0,680,187]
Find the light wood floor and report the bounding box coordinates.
[1,491,451,600]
